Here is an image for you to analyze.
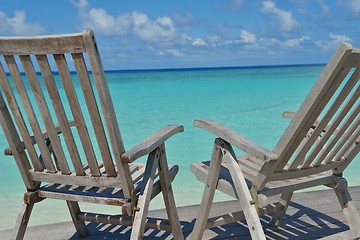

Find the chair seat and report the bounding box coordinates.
[191,154,334,199]
[37,183,130,206]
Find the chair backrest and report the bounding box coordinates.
[257,43,359,184]
[0,29,134,197]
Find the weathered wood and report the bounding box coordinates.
[0,29,183,239]
[190,140,223,240]
[54,53,100,177]
[0,63,43,171]
[11,203,34,240]
[0,32,85,55]
[20,54,70,174]
[4,121,76,156]
[66,201,88,237]
[312,90,360,167]
[293,73,359,170]
[191,161,337,202]
[194,120,277,162]
[274,43,352,171]
[157,144,184,239]
[150,165,178,200]
[334,188,360,237]
[36,54,84,175]
[0,92,36,189]
[3,55,55,172]
[221,141,266,240]
[331,117,360,163]
[269,191,293,227]
[121,125,184,163]
[78,212,173,231]
[82,30,134,199]
[72,52,116,177]
[191,43,360,240]
[320,104,359,164]
[131,148,159,239]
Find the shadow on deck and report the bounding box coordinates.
[1,186,359,239]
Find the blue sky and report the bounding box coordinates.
[0,0,360,70]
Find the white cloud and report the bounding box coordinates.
[192,38,207,46]
[240,30,257,44]
[260,0,299,31]
[281,36,310,48]
[158,49,184,57]
[70,0,89,9]
[75,0,176,42]
[315,33,352,49]
[207,35,220,43]
[84,9,131,36]
[0,10,44,35]
[133,13,175,42]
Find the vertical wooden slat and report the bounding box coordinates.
[191,140,224,239]
[54,53,100,177]
[82,29,133,198]
[71,52,115,176]
[336,126,360,161]
[335,136,360,174]
[328,118,360,163]
[320,105,360,164]
[312,87,360,167]
[277,68,350,170]
[0,92,37,189]
[19,55,70,174]
[35,54,85,176]
[157,144,183,239]
[0,60,43,171]
[291,73,360,169]
[3,55,55,172]
[276,67,351,171]
[272,43,353,173]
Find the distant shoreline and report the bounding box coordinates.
[105,63,326,74]
[5,63,326,76]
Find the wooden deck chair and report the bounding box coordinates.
[190,43,360,240]
[0,29,184,240]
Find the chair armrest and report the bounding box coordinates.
[4,120,76,156]
[121,125,184,163]
[194,120,277,162]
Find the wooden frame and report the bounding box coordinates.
[190,43,360,239]
[0,29,184,240]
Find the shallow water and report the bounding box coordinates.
[0,64,359,230]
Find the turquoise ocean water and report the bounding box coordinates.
[0,64,359,230]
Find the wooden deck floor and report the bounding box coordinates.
[1,186,360,239]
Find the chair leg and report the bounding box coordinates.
[222,141,266,240]
[130,149,158,240]
[12,203,34,240]
[269,191,293,227]
[334,188,360,238]
[190,142,223,240]
[66,201,88,237]
[157,144,184,240]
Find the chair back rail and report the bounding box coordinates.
[0,30,133,197]
[256,43,359,186]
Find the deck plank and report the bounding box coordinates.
[0,186,359,239]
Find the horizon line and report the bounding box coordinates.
[5,63,326,76]
[104,63,326,73]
